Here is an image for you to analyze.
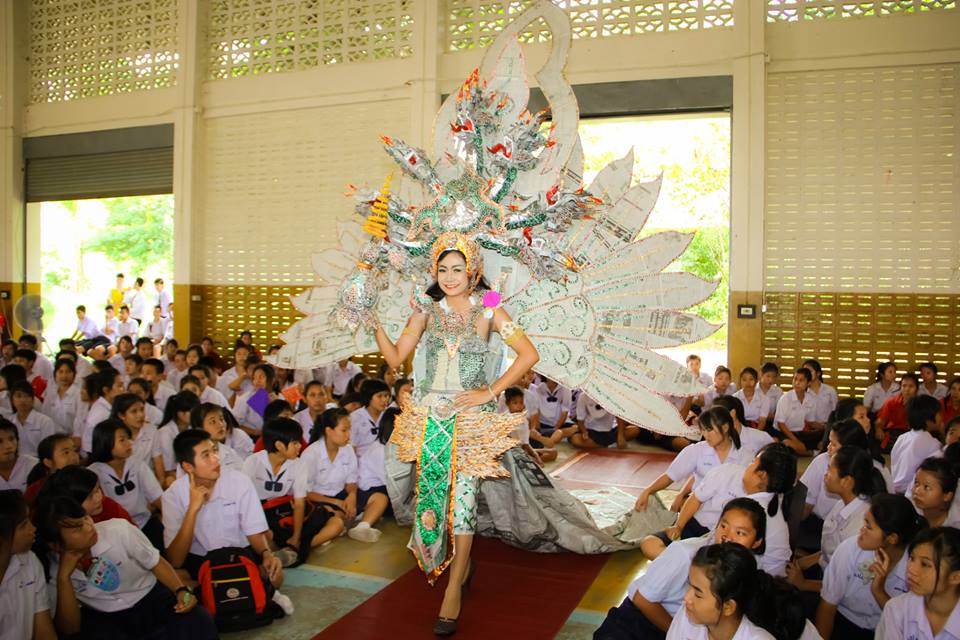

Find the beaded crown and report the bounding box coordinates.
[430,232,482,278]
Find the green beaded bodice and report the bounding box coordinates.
[415,297,492,400]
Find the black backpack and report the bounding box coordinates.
[196,547,284,631]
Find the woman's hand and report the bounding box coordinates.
[870,548,891,596]
[634,491,651,512]
[173,589,197,614]
[454,388,496,410]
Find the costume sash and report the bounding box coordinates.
[409,412,457,584]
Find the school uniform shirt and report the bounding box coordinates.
[696,372,713,387]
[801,452,841,519]
[295,442,358,497]
[199,385,229,408]
[820,535,909,631]
[42,384,81,435]
[0,391,9,416]
[156,290,172,318]
[576,393,616,432]
[227,429,254,459]
[10,410,56,457]
[774,390,815,432]
[350,407,383,454]
[241,451,305,501]
[863,381,900,414]
[628,534,711,615]
[877,395,909,431]
[232,390,265,433]
[130,424,161,469]
[757,384,784,417]
[0,551,49,640]
[89,459,163,529]
[877,591,960,640]
[77,316,105,339]
[124,289,150,321]
[330,361,361,397]
[102,316,119,343]
[0,455,38,493]
[162,468,268,557]
[819,496,870,569]
[665,439,748,487]
[117,318,140,340]
[807,383,838,424]
[216,367,252,402]
[166,367,186,392]
[32,352,54,386]
[293,409,321,442]
[733,389,771,424]
[702,383,737,410]
[156,421,184,472]
[146,319,167,343]
[738,426,774,460]
[357,440,386,491]
[666,606,774,640]
[83,397,113,453]
[535,383,571,428]
[800,620,823,640]
[153,383,174,413]
[108,353,126,372]
[49,519,159,614]
[891,429,943,494]
[73,401,90,439]
[919,382,949,401]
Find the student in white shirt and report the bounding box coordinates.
[757,362,784,420]
[0,490,56,640]
[635,407,747,513]
[116,305,140,342]
[87,419,164,550]
[232,363,278,437]
[108,335,133,373]
[876,526,960,640]
[36,495,216,639]
[110,394,163,484]
[189,404,246,472]
[571,393,640,449]
[918,362,949,401]
[803,359,838,427]
[8,381,56,458]
[156,391,200,488]
[864,361,900,414]
[42,359,80,437]
[123,278,150,325]
[733,367,770,431]
[294,381,333,442]
[139,358,173,414]
[218,345,256,405]
[711,396,775,462]
[892,394,944,494]
[503,386,558,464]
[346,381,392,542]
[702,366,737,410]
[144,306,166,348]
[330,359,361,399]
[773,367,819,455]
[596,497,769,640]
[102,304,119,344]
[71,305,111,355]
[0,418,38,493]
[666,543,775,640]
[153,278,172,318]
[535,378,572,439]
[815,494,924,640]
[166,350,188,391]
[81,369,125,455]
[642,443,797,577]
[186,364,228,408]
[912,457,959,530]
[17,334,53,387]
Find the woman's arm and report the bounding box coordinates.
[375,313,427,370]
[152,556,197,613]
[668,494,702,539]
[635,473,674,511]
[633,594,675,632]
[814,600,837,640]
[54,553,84,635]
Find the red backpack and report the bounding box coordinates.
[196,547,282,631]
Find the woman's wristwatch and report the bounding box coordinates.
[175,585,194,599]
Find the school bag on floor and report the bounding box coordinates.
[197,546,284,631]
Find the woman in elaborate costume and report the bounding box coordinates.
[373,231,538,634]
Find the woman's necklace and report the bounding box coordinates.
[436,296,476,357]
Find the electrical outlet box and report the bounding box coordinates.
[0,291,9,300]
[191,294,202,302]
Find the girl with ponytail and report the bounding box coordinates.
[816,494,927,639]
[642,443,797,579]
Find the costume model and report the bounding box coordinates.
[274,0,718,633]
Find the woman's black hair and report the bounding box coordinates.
[393,377,412,400]
[916,456,960,498]
[92,368,120,399]
[793,367,812,383]
[802,359,824,381]
[739,367,759,382]
[88,419,132,464]
[252,363,276,387]
[53,358,76,376]
[190,402,225,431]
[690,542,758,618]
[348,372,368,395]
[26,433,74,486]
[110,392,145,422]
[0,364,27,389]
[425,249,491,302]
[870,493,927,548]
[379,406,402,445]
[832,446,886,498]
[698,406,741,450]
[38,465,99,506]
[34,495,89,578]
[711,395,746,426]
[754,443,797,518]
[311,407,349,444]
[748,577,807,640]
[127,377,155,406]
[830,418,884,465]
[360,378,391,407]
[720,497,767,555]
[908,527,960,593]
[160,390,200,427]
[0,489,28,547]
[875,361,897,383]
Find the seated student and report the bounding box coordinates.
[772,367,820,455]
[338,391,362,414]
[110,393,163,483]
[81,369,125,455]
[665,543,775,640]
[109,335,133,373]
[0,416,38,492]
[876,372,919,451]
[156,392,200,488]
[815,494,925,640]
[37,496,216,640]
[534,377,572,441]
[503,386,558,464]
[891,394,944,494]
[347,388,393,542]
[0,490,56,640]
[166,349,188,391]
[702,366,737,410]
[8,381,56,458]
[71,305,112,356]
[864,361,900,416]
[140,359,173,413]
[732,367,770,431]
[635,407,747,513]
[121,353,142,387]
[917,362,948,400]
[188,404,246,472]
[126,377,164,426]
[24,434,79,503]
[162,430,292,613]
[802,359,838,430]
[296,408,359,542]
[177,374,201,397]
[942,378,960,427]
[223,403,256,458]
[39,465,135,525]
[12,348,47,402]
[711,396,775,461]
[187,364,228,408]
[596,497,768,640]
[757,362,784,423]
[87,420,164,550]
[116,306,139,344]
[912,455,960,529]
[642,443,796,579]
[876,526,960,640]
[294,381,332,442]
[0,363,27,415]
[571,392,640,450]
[391,377,413,409]
[144,305,167,349]
[232,363,278,437]
[42,359,80,436]
[217,344,254,404]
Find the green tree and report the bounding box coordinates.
[85,195,174,276]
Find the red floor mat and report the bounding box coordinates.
[312,536,609,640]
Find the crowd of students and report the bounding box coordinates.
[1,326,958,639]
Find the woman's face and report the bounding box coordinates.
[54,365,75,388]
[857,509,886,551]
[202,410,227,442]
[901,377,918,399]
[827,430,842,458]
[382,368,398,387]
[906,542,957,597]
[48,439,80,470]
[120,403,145,430]
[369,391,391,414]
[683,564,725,626]
[699,422,725,448]
[326,418,351,447]
[739,373,756,392]
[12,517,36,554]
[112,429,134,460]
[793,373,809,393]
[853,404,871,434]
[251,369,268,390]
[882,365,897,383]
[950,382,960,404]
[437,252,470,297]
[824,459,846,495]
[58,515,99,552]
[921,367,937,384]
[0,431,17,464]
[82,484,104,516]
[912,469,953,513]
[714,508,761,551]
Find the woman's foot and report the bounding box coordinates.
[433,616,458,636]
[348,521,382,542]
